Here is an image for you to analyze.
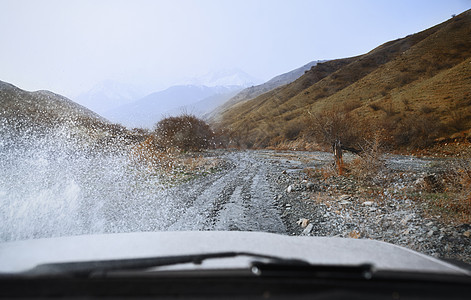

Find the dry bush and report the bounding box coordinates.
[444,159,471,222]
[154,114,214,152]
[391,113,444,148]
[348,133,386,184]
[420,105,435,114]
[341,100,361,113]
[446,109,469,132]
[306,107,364,150]
[129,136,176,171]
[283,121,303,141]
[417,159,471,224]
[369,103,381,111]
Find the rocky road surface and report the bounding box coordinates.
[164,149,470,264]
[165,150,286,233]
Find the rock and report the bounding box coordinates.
[427,230,434,237]
[464,230,471,238]
[362,201,374,206]
[339,194,351,201]
[400,214,413,226]
[296,218,310,228]
[281,170,287,174]
[286,185,293,193]
[425,221,434,226]
[301,223,313,235]
[306,182,315,190]
[339,200,351,205]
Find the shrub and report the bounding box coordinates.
[392,113,444,148]
[348,134,386,184]
[306,106,366,150]
[153,114,214,151]
[369,103,381,111]
[283,121,303,141]
[420,105,434,114]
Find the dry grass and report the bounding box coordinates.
[216,10,471,150]
[412,158,471,224]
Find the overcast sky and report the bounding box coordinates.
[0,0,470,97]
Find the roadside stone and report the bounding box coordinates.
[286,185,293,193]
[400,214,413,226]
[301,223,313,235]
[296,218,310,228]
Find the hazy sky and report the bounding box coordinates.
[1,0,470,97]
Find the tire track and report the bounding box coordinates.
[166,151,286,234]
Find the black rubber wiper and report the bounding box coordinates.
[23,252,317,278]
[251,260,374,280]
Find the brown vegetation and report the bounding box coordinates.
[215,10,471,150]
[153,114,214,152]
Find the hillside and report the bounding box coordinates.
[0,81,134,151]
[209,60,323,122]
[217,10,471,149]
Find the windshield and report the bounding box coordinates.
[0,0,470,273]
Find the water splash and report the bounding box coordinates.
[0,125,172,242]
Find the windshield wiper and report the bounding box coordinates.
[22,251,373,279]
[23,252,305,277]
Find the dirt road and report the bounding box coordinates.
[165,151,286,233]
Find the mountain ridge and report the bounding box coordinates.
[216,10,471,148]
[105,84,242,129]
[208,60,325,122]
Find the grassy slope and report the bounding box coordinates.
[217,10,471,148]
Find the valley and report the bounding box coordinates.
[1,8,470,267]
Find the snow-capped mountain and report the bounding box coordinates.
[184,69,262,87]
[74,80,145,115]
[105,85,241,129]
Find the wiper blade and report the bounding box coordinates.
[251,261,374,280]
[23,251,312,278]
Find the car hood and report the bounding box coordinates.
[0,231,469,275]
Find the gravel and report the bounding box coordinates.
[252,149,471,264]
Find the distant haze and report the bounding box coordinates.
[0,0,469,98]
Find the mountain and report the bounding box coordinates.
[186,69,262,87]
[208,60,324,122]
[74,80,145,115]
[0,80,132,151]
[163,88,243,120]
[105,85,239,129]
[217,10,471,148]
